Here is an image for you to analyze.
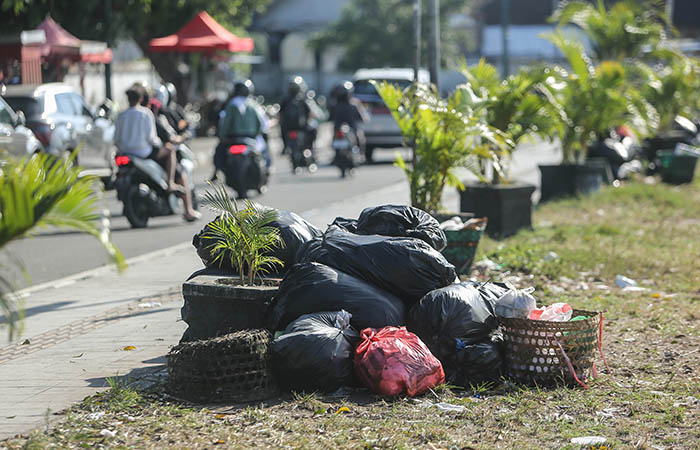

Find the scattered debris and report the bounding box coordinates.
[99,429,116,438]
[123,345,136,351]
[87,412,105,420]
[570,436,606,446]
[615,274,638,288]
[472,258,502,272]
[543,251,559,262]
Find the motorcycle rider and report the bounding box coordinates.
[211,79,269,181]
[279,76,319,154]
[115,86,199,222]
[329,81,369,153]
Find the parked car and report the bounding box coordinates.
[0,94,43,158]
[3,83,116,178]
[352,68,430,162]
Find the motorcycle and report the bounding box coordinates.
[285,129,317,174]
[115,144,197,228]
[332,124,361,178]
[222,137,269,199]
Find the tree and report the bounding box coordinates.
[551,0,669,61]
[311,0,475,72]
[0,152,125,340]
[2,0,272,103]
[544,32,658,163]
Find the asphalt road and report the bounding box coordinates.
[4,124,411,289]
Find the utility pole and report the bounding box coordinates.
[500,0,510,77]
[104,0,112,100]
[427,0,440,92]
[665,0,674,34]
[413,0,421,82]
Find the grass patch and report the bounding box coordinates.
[3,180,699,449]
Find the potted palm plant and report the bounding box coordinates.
[538,32,658,201]
[374,81,509,273]
[180,183,284,341]
[458,60,562,237]
[373,81,510,214]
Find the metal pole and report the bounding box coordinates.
[413,0,421,82]
[427,0,440,92]
[104,0,112,100]
[500,0,510,77]
[665,0,674,34]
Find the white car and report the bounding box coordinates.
[0,94,43,158]
[4,83,115,178]
[352,68,430,162]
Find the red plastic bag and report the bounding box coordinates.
[354,326,445,397]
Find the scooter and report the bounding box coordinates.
[285,129,317,174]
[115,144,197,228]
[222,137,269,199]
[332,124,361,178]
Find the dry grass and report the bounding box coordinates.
[2,178,699,450]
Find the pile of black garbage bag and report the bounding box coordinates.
[193,205,512,393]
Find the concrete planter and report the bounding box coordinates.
[180,274,280,342]
[539,164,602,202]
[460,183,536,238]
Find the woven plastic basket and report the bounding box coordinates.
[167,329,275,402]
[499,309,606,387]
[440,218,487,275]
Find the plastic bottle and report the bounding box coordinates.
[527,302,572,321]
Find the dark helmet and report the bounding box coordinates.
[288,76,307,97]
[233,79,254,97]
[336,80,354,102]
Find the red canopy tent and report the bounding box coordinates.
[36,16,113,63]
[149,11,254,53]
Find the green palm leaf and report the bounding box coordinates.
[0,152,124,340]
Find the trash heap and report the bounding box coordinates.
[177,204,603,400]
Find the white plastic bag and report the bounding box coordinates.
[494,284,537,319]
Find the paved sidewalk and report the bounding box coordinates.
[0,142,559,440]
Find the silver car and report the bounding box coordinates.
[0,95,43,158]
[3,83,115,178]
[352,68,430,162]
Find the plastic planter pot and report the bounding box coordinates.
[656,150,698,184]
[539,164,603,202]
[180,274,280,342]
[459,183,535,238]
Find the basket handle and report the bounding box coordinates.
[598,312,611,374]
[553,335,589,389]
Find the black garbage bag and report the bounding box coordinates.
[407,282,508,361]
[269,310,360,392]
[330,216,358,233]
[354,204,447,251]
[296,226,456,306]
[267,262,406,331]
[448,335,503,386]
[193,210,322,274]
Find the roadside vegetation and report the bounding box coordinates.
[3,176,698,450]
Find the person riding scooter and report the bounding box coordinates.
[115,86,199,222]
[279,76,319,154]
[329,81,369,154]
[212,80,267,181]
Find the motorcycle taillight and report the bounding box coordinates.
[288,131,298,140]
[335,129,344,138]
[229,144,247,154]
[115,155,131,166]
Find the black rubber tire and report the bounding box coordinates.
[364,146,375,163]
[124,184,150,228]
